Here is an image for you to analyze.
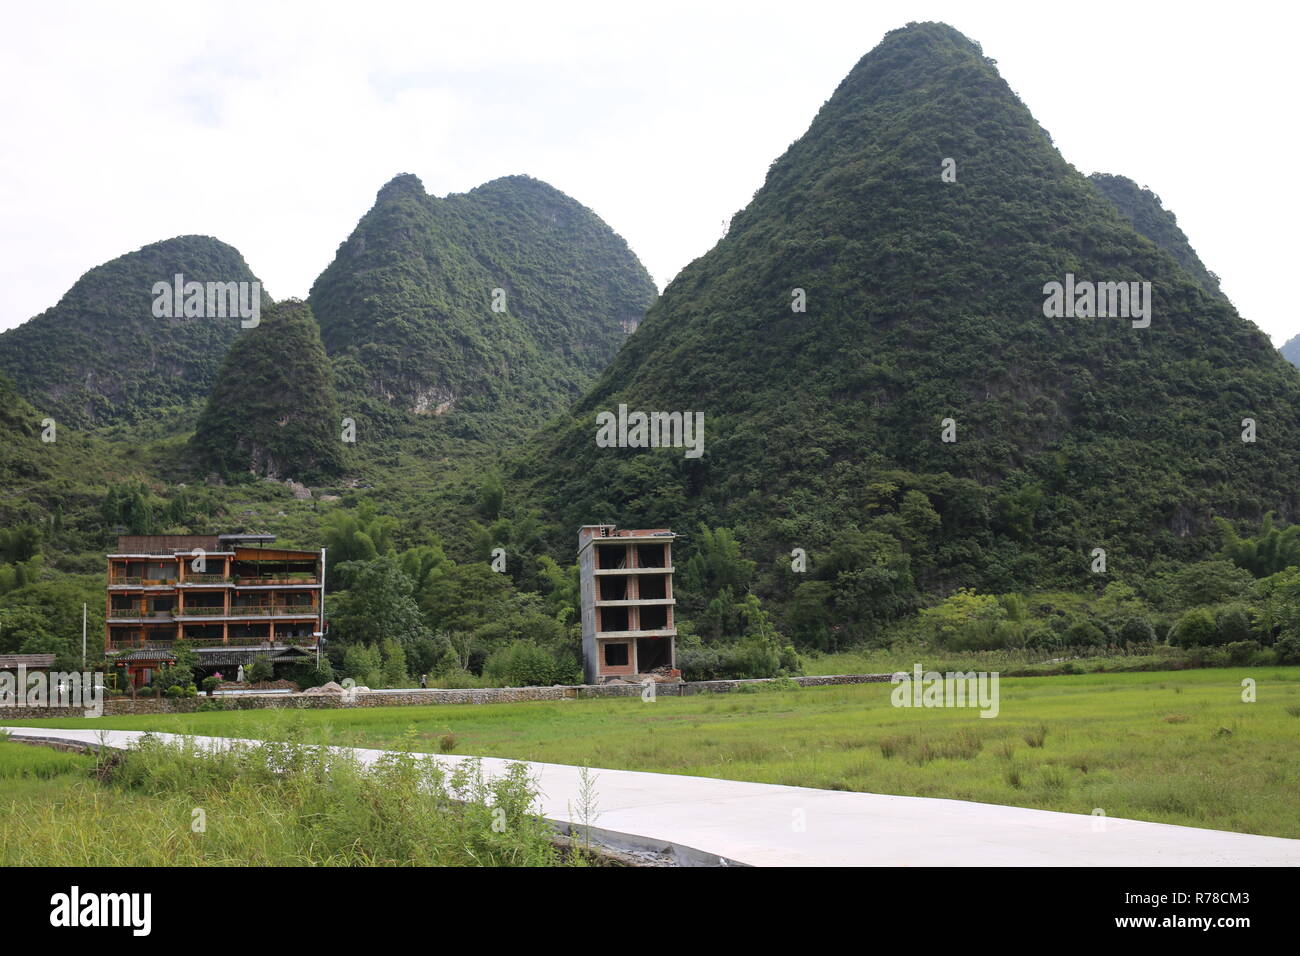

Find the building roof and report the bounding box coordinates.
[112,533,317,560]
[194,647,312,667]
[116,534,221,554]
[114,649,177,663]
[0,654,56,669]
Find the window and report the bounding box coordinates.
[635,544,667,568]
[604,642,629,666]
[638,575,666,599]
[599,606,629,632]
[639,605,668,630]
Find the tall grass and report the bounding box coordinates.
[0,734,577,866]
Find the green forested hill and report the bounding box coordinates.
[191,300,345,483]
[1088,172,1224,299]
[309,173,657,446]
[0,236,268,427]
[517,21,1300,627]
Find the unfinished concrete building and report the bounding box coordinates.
[578,525,678,684]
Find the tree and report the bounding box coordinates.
[678,527,755,608]
[380,638,409,687]
[1151,561,1254,610]
[420,561,511,634]
[1217,514,1300,578]
[331,556,430,651]
[0,607,52,653]
[342,644,383,688]
[321,502,398,589]
[1168,608,1218,648]
[920,589,1004,649]
[477,473,505,521]
[247,655,274,683]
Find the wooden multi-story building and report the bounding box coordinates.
[577,524,678,684]
[106,533,323,687]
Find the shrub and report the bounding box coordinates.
[1118,616,1156,646]
[483,641,561,687]
[1275,635,1300,665]
[677,635,800,681]
[290,660,333,690]
[247,656,274,683]
[201,676,220,696]
[1214,604,1254,644]
[1063,621,1106,647]
[1224,641,1262,666]
[1169,608,1218,648]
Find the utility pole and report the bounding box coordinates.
[317,547,326,668]
[82,602,87,668]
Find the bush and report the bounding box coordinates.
[1214,604,1254,644]
[677,635,801,681]
[1169,608,1218,647]
[1063,620,1106,647]
[247,656,274,683]
[201,676,220,696]
[1118,616,1155,646]
[483,641,562,687]
[1223,640,1262,666]
[289,660,334,690]
[1275,635,1300,664]
[138,685,154,697]
[164,685,184,699]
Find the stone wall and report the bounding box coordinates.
[0,673,895,721]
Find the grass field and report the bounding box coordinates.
[0,737,566,866]
[7,666,1300,839]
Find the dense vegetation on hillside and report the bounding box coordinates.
[0,236,268,427]
[1088,172,1224,300]
[191,300,345,482]
[3,23,1300,690]
[515,21,1300,652]
[310,173,657,447]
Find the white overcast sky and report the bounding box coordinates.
[1,0,1296,343]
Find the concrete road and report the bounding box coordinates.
[6,725,1298,866]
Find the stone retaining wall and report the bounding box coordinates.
[0,673,896,720]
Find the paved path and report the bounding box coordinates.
[7,725,1299,866]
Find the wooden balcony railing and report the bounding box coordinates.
[228,605,316,616]
[107,636,319,652]
[233,575,319,585]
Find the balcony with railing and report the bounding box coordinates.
[232,574,320,586]
[108,607,175,619]
[107,634,319,652]
[228,604,317,617]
